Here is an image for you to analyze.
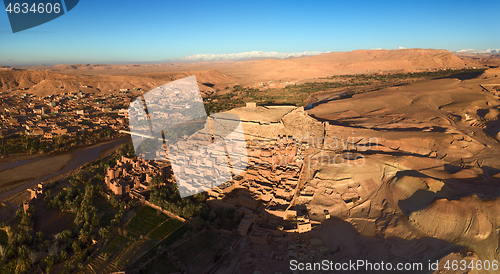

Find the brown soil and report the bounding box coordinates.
[32,197,75,236]
[0,154,73,192]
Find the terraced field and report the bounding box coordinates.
[126,206,169,238]
[149,218,183,240]
[80,206,184,274]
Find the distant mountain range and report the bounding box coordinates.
[170,47,495,62]
[455,49,500,54]
[1,48,478,96]
[168,51,325,62]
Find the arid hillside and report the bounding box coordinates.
[218,48,477,85]
[455,52,500,67]
[0,69,233,96]
[302,67,500,271]
[0,49,484,96]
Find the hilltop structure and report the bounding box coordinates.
[104,155,170,200]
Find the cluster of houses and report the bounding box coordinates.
[103,132,314,241]
[8,89,322,244]
[0,91,131,139]
[104,155,170,201]
[242,135,304,206]
[204,134,314,242]
[128,77,205,132]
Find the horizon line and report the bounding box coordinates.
[2,47,500,68]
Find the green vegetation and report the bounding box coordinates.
[202,77,369,114]
[0,230,7,245]
[148,218,183,240]
[104,235,129,255]
[135,120,206,155]
[163,119,206,140]
[193,205,242,231]
[0,207,66,274]
[203,68,487,114]
[327,68,487,81]
[127,223,189,272]
[159,223,191,246]
[0,67,487,273]
[0,128,119,155]
[127,203,243,272]
[81,204,183,273]
[203,81,368,114]
[0,144,137,274]
[125,206,169,239]
[204,88,248,114]
[148,184,207,219]
[129,222,221,274]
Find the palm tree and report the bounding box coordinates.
[44,190,51,201]
[36,231,43,240]
[59,230,72,244]
[79,233,88,245]
[15,258,29,274]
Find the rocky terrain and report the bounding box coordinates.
[1,49,499,273]
[302,67,500,273]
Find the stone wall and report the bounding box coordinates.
[143,200,186,222]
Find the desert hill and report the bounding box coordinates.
[0,69,234,96]
[211,67,500,271]
[303,67,500,269]
[1,48,483,96]
[216,49,476,86]
[455,52,500,67]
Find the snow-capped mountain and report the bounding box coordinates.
[455,49,500,54]
[169,51,325,62]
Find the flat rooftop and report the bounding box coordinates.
[226,105,296,124]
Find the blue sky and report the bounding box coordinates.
[1,0,499,66]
